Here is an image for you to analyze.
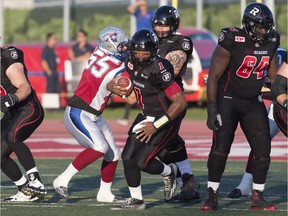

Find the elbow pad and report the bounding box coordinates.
[271,75,287,98]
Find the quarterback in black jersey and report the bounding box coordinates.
[271,51,288,137]
[1,46,46,201]
[152,5,200,203]
[202,3,279,211]
[108,29,187,210]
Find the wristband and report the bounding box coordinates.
[153,114,171,129]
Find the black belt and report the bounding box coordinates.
[68,95,102,116]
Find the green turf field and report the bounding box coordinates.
[1,159,287,216]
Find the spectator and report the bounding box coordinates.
[41,32,61,93]
[68,29,94,61]
[202,3,279,211]
[1,46,47,202]
[127,0,153,31]
[53,26,129,203]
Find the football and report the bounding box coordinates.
[115,76,133,97]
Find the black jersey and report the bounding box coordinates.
[125,56,175,117]
[217,27,280,98]
[157,33,193,88]
[1,46,31,96]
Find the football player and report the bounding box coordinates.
[227,47,286,198]
[53,26,129,202]
[202,3,279,211]
[108,29,187,210]
[271,51,288,137]
[151,5,200,203]
[1,46,47,201]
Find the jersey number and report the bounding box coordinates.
[85,49,120,78]
[236,56,269,79]
[134,87,144,109]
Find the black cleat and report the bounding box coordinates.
[226,188,242,198]
[178,173,201,203]
[251,190,277,211]
[201,187,218,211]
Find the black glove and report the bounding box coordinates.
[1,94,19,113]
[206,102,222,131]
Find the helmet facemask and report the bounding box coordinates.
[129,30,159,71]
[243,19,274,44]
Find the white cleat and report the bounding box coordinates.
[4,191,40,202]
[22,179,47,198]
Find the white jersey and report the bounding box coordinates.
[64,47,124,161]
[74,46,125,113]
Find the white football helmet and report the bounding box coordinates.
[98,26,129,60]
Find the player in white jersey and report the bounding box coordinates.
[53,26,129,202]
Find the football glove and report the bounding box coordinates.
[1,94,19,113]
[207,102,222,130]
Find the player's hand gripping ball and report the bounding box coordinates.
[115,76,133,98]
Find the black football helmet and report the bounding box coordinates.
[242,3,274,44]
[129,29,159,70]
[152,5,180,42]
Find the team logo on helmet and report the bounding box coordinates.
[162,72,172,82]
[105,32,119,42]
[249,6,261,17]
[172,9,180,19]
[10,50,18,59]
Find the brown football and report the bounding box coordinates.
[115,76,133,97]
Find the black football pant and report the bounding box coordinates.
[1,96,44,182]
[208,93,271,185]
[122,113,182,187]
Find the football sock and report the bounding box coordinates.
[161,163,172,176]
[253,183,265,192]
[175,159,193,175]
[129,185,143,200]
[57,163,79,187]
[207,181,220,192]
[100,160,118,183]
[236,172,252,195]
[176,177,183,188]
[97,179,115,201]
[72,148,104,170]
[14,175,28,190]
[26,167,41,181]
